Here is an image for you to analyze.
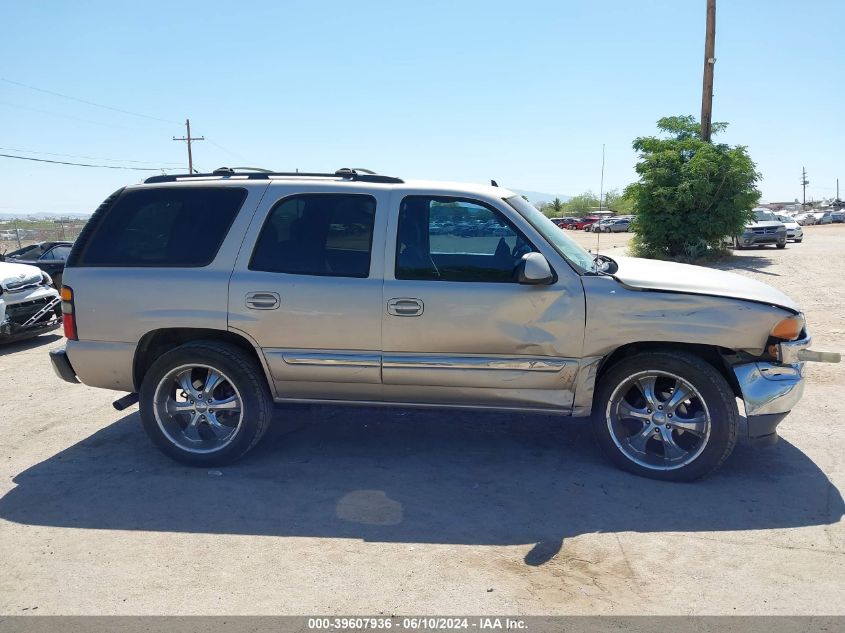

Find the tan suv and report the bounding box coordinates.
[50,168,839,481]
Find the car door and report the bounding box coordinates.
[228,186,388,402]
[382,191,586,411]
[39,244,71,278]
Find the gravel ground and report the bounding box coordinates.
[0,224,842,615]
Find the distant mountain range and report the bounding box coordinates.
[0,211,92,220]
[513,190,571,205]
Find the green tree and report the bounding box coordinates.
[538,197,567,217]
[562,191,601,216]
[626,115,760,260]
[605,188,635,214]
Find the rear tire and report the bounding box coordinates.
[139,341,273,466]
[592,351,739,482]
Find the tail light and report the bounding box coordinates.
[61,286,78,341]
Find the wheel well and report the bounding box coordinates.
[133,328,265,390]
[596,342,742,398]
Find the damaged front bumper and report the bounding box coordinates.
[732,336,840,447]
[0,297,62,343]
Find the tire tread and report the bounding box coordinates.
[139,340,273,466]
[592,350,739,481]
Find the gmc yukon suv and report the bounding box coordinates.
[50,168,839,481]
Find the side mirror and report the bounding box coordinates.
[516,252,554,285]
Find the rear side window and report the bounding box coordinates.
[250,194,376,278]
[77,187,247,267]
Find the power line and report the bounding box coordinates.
[173,119,204,173]
[700,0,716,142]
[0,99,136,130]
[0,146,182,166]
[1,77,180,125]
[801,167,809,206]
[0,152,172,171]
[206,138,248,162]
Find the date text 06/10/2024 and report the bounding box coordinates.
[306,617,528,630]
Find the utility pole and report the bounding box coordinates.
[801,167,809,206]
[172,118,204,174]
[700,0,716,142]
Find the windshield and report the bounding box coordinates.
[505,196,595,273]
[754,210,778,222]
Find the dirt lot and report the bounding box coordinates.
[0,225,843,615]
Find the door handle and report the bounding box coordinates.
[387,297,424,317]
[245,291,280,310]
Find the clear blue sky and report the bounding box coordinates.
[1,0,842,213]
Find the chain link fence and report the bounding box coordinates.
[0,218,89,254]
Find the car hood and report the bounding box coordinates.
[609,255,799,312]
[746,220,783,229]
[0,261,44,292]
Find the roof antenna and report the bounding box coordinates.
[595,143,605,270]
[491,179,499,187]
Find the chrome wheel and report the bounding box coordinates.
[152,364,244,454]
[606,370,711,471]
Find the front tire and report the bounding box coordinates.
[592,351,739,482]
[776,242,786,249]
[139,341,273,466]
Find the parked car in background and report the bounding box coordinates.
[818,213,833,225]
[0,260,61,343]
[731,209,787,250]
[776,215,804,243]
[550,217,577,229]
[593,218,631,233]
[570,216,600,230]
[793,213,814,226]
[831,211,845,223]
[584,217,609,231]
[49,167,840,481]
[3,241,73,289]
[589,218,614,233]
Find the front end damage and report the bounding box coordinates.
[730,335,839,447]
[0,288,62,343]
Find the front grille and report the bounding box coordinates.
[5,296,59,325]
[752,227,781,235]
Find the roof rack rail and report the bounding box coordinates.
[144,167,403,184]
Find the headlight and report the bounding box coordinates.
[771,314,805,341]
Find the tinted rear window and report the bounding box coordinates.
[77,187,246,267]
[250,194,376,277]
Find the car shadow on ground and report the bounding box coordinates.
[1,405,841,566]
[712,254,779,276]
[0,333,62,357]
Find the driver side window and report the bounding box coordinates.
[395,196,535,282]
